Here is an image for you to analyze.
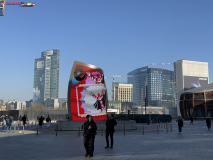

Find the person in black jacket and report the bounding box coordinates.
[105,114,117,148]
[39,116,44,128]
[178,117,183,133]
[206,118,211,130]
[22,114,27,128]
[83,115,97,157]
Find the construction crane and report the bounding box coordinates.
[105,75,133,82]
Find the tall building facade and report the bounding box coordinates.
[32,49,60,106]
[128,67,175,115]
[112,82,133,102]
[174,60,209,116]
[127,66,148,106]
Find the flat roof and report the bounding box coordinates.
[183,83,213,94]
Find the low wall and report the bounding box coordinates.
[56,120,137,131]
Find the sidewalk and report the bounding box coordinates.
[0,121,213,160]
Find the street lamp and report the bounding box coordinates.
[144,78,147,115]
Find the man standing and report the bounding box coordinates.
[5,115,12,133]
[46,115,51,129]
[83,116,97,157]
[178,117,183,133]
[105,114,117,148]
[22,114,27,128]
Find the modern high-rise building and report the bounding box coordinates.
[127,66,148,106]
[128,67,175,115]
[32,49,60,106]
[174,60,209,116]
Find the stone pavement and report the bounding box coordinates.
[0,120,213,160]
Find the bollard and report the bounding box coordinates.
[78,127,80,137]
[18,123,19,132]
[124,124,125,136]
[56,124,58,136]
[166,122,168,133]
[37,126,38,135]
[101,126,103,136]
[157,125,159,134]
[171,123,172,132]
[23,125,24,134]
[32,122,33,128]
[164,122,165,129]
[143,126,144,135]
[14,124,16,133]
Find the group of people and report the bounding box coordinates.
[37,115,51,129]
[82,114,117,157]
[177,116,212,133]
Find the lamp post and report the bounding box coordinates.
[144,78,147,115]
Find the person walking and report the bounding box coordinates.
[206,117,211,130]
[190,116,193,125]
[46,115,51,129]
[5,115,12,133]
[105,114,117,149]
[39,116,44,128]
[22,114,27,128]
[83,115,97,157]
[178,117,183,133]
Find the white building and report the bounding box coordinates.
[112,82,133,102]
[174,60,209,116]
[5,100,26,110]
[44,98,59,108]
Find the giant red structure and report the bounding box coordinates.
[67,61,108,121]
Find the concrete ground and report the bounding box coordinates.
[0,120,212,160]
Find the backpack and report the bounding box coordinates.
[6,119,10,124]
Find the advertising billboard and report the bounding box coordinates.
[37,61,44,69]
[68,61,108,121]
[184,76,208,91]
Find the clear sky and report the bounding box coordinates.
[1,0,213,103]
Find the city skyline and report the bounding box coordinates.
[1,0,213,102]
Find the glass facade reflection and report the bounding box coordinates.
[128,67,175,113]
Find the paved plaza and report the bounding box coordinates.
[0,120,213,160]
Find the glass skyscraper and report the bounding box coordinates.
[128,67,175,114]
[32,49,60,106]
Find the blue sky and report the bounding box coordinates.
[1,0,213,103]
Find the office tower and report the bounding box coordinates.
[32,49,60,106]
[128,67,175,115]
[174,60,209,116]
[112,82,133,102]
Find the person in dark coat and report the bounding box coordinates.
[206,118,211,130]
[83,115,97,157]
[105,114,117,148]
[190,116,193,125]
[39,116,44,128]
[22,114,27,128]
[178,117,183,133]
